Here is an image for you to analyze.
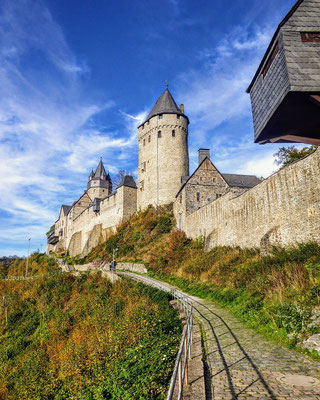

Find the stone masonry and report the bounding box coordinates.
[176,148,320,251]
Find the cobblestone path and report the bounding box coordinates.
[118,272,320,399]
[192,297,320,400]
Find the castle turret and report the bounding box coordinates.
[87,158,112,199]
[137,87,189,209]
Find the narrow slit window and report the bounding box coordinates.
[177,114,180,119]
[148,135,151,142]
[172,129,175,137]
[158,131,161,138]
[143,139,145,146]
[197,192,200,202]
[159,114,163,119]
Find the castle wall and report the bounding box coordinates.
[175,149,320,251]
[137,113,189,209]
[65,185,137,257]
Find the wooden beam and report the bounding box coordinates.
[269,135,320,145]
[310,95,320,107]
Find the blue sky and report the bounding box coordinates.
[0,0,299,256]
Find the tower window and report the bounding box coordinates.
[177,115,180,119]
[213,178,216,183]
[172,130,175,137]
[148,135,151,142]
[143,139,145,146]
[159,114,163,119]
[197,192,200,202]
[141,124,144,129]
[216,194,222,199]
[158,131,161,138]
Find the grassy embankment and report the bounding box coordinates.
[75,205,320,359]
[0,255,181,399]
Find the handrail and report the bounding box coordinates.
[167,290,193,400]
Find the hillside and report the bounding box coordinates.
[0,255,181,399]
[70,205,320,358]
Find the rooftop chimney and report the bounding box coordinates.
[198,149,210,165]
[179,104,184,113]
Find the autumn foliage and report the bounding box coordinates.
[0,265,181,399]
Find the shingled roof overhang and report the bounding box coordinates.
[138,88,189,128]
[246,0,303,93]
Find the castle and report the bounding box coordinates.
[47,0,320,258]
[46,88,263,257]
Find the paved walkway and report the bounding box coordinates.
[118,272,320,400]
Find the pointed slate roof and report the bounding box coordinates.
[117,175,137,189]
[62,205,72,216]
[139,88,189,126]
[94,158,107,179]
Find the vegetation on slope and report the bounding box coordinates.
[76,205,320,358]
[0,255,181,399]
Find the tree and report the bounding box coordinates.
[112,169,127,189]
[273,145,318,168]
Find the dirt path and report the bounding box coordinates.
[118,272,320,400]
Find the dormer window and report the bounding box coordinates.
[301,32,320,42]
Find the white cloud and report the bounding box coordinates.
[0,0,144,255]
[175,23,283,177]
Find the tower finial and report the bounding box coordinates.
[165,79,168,89]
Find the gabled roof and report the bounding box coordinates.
[246,0,303,92]
[139,88,189,126]
[176,156,227,196]
[176,157,262,196]
[222,174,261,188]
[117,175,137,189]
[62,205,72,216]
[94,158,107,179]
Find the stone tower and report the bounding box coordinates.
[137,88,189,209]
[87,158,112,199]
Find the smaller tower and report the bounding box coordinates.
[87,158,112,199]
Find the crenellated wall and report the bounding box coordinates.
[175,149,320,251]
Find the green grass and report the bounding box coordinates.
[147,271,320,360]
[0,268,181,399]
